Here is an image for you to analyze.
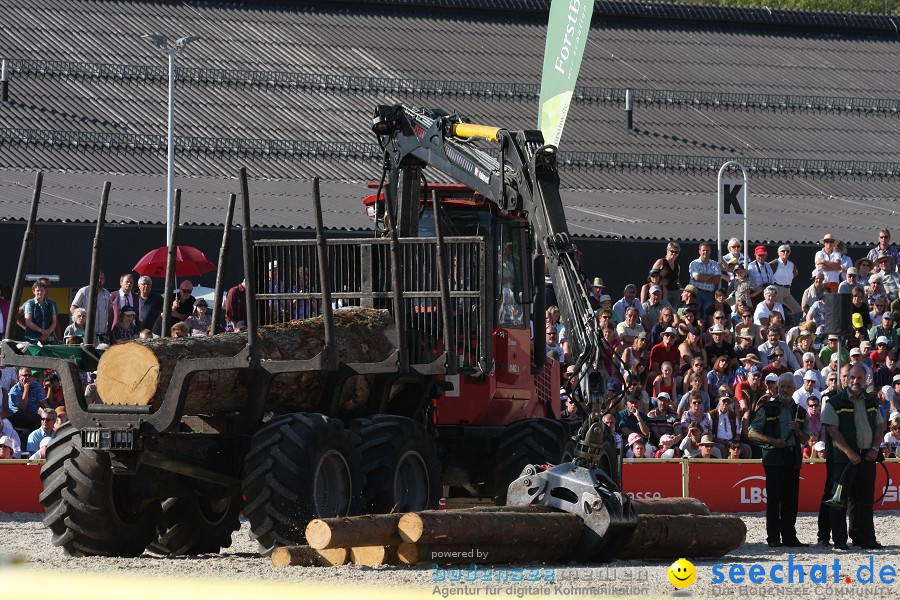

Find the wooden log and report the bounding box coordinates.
[632,497,710,516]
[351,545,398,566]
[397,543,569,565]
[306,514,404,550]
[397,510,583,546]
[317,547,351,566]
[95,308,397,413]
[271,545,324,567]
[615,514,746,559]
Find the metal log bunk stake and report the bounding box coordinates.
[6,172,42,341]
[84,181,110,348]
[239,167,259,362]
[160,189,181,338]
[431,190,455,374]
[382,176,408,372]
[211,193,236,334]
[311,177,336,369]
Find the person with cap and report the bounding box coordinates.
[642,283,672,329]
[0,415,21,458]
[648,391,683,443]
[727,261,758,310]
[648,326,681,376]
[815,233,844,294]
[612,284,646,324]
[734,330,759,364]
[770,244,802,324]
[705,322,735,367]
[758,326,801,372]
[596,295,615,321]
[818,333,850,368]
[111,304,139,344]
[794,351,824,390]
[616,306,645,346]
[838,267,864,294]
[866,228,900,269]
[25,407,56,453]
[868,310,899,348]
[651,242,682,308]
[677,285,700,318]
[749,372,809,547]
[821,365,885,551]
[858,339,874,369]
[640,269,662,305]
[793,369,822,407]
[869,335,893,369]
[747,245,775,299]
[696,434,720,459]
[848,346,874,386]
[625,432,655,458]
[588,276,605,311]
[688,242,722,315]
[0,434,18,459]
[654,434,680,458]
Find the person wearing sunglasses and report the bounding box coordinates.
[883,416,900,457]
[651,242,682,307]
[170,280,196,325]
[25,407,56,453]
[771,244,802,325]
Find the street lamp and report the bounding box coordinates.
[142,34,201,246]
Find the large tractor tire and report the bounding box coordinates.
[242,413,364,553]
[490,418,568,501]
[148,494,243,556]
[349,415,442,513]
[40,424,161,557]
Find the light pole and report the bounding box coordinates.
[142,34,201,246]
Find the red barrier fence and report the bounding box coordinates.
[4,459,900,514]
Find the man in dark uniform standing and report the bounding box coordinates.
[821,365,885,551]
[749,372,809,547]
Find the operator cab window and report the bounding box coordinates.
[497,222,525,329]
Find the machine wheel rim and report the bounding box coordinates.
[393,449,430,512]
[313,449,352,516]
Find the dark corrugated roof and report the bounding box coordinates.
[1,0,900,245]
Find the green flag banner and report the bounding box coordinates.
[538,0,594,147]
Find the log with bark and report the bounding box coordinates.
[306,514,404,550]
[615,514,746,559]
[350,545,399,566]
[397,510,583,546]
[632,497,710,516]
[270,545,346,567]
[95,308,397,414]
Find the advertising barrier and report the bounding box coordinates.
[4,458,900,514]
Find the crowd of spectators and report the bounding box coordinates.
[555,229,900,460]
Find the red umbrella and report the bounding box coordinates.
[133,245,217,278]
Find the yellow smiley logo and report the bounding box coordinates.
[667,558,696,589]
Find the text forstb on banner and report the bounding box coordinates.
[538,0,594,147]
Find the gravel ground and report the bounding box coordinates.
[2,511,900,599]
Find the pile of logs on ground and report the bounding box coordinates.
[270,497,746,568]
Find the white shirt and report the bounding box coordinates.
[793,368,823,391]
[772,259,796,286]
[792,387,821,406]
[815,250,843,284]
[715,411,741,440]
[1,418,22,458]
[754,300,785,326]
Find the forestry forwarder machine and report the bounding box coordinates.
[1,104,636,561]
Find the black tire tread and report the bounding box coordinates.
[491,418,568,498]
[39,423,160,557]
[242,413,363,552]
[348,415,442,513]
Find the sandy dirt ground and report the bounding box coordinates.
[2,511,900,599]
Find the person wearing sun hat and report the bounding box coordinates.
[874,252,900,302]
[815,233,843,293]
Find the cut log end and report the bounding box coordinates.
[271,545,322,567]
[94,341,159,405]
[350,545,398,566]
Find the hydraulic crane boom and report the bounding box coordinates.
[371,104,637,560]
